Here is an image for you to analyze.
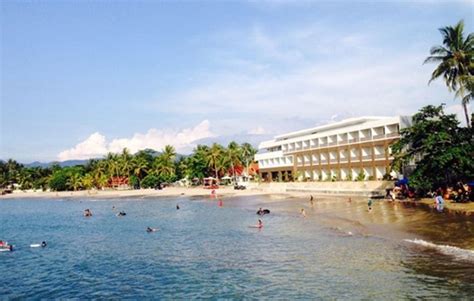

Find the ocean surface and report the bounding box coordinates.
[1,195,473,299]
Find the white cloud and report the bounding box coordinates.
[154,22,455,137]
[57,120,213,161]
[248,126,267,135]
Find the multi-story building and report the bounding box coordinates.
[255,116,412,182]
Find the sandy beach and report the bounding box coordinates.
[0,186,275,200]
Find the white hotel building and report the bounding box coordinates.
[255,116,412,182]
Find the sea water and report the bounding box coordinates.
[1,196,473,299]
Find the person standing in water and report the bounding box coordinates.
[301,208,306,218]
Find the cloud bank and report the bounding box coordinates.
[57,120,213,161]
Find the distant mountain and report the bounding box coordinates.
[24,160,91,168]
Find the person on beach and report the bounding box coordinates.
[301,208,306,218]
[434,193,444,212]
[367,199,373,211]
[310,195,314,207]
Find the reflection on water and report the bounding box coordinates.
[0,196,473,299]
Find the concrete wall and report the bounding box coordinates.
[249,181,393,197]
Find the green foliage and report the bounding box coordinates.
[129,175,140,188]
[425,19,474,126]
[345,173,353,181]
[391,104,474,192]
[49,170,69,191]
[356,171,366,181]
[141,174,159,188]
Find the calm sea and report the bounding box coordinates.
[1,195,473,299]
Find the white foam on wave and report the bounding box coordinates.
[404,239,474,261]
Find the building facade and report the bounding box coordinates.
[255,116,412,182]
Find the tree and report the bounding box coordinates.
[425,20,474,127]
[141,174,159,188]
[207,143,224,179]
[391,104,474,192]
[226,142,242,183]
[241,143,257,176]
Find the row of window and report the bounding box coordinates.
[271,124,399,153]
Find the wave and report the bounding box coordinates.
[404,239,474,261]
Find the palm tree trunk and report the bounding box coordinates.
[463,102,471,128]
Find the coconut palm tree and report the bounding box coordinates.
[241,143,257,176]
[67,172,82,191]
[207,143,224,179]
[425,20,474,127]
[227,141,242,183]
[132,156,149,180]
[119,148,133,177]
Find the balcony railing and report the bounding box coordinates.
[361,155,372,161]
[320,160,328,164]
[330,159,338,163]
[360,137,372,142]
[348,138,359,143]
[374,154,386,159]
[319,143,327,147]
[373,134,385,140]
[328,142,337,146]
[386,132,399,138]
[338,139,348,144]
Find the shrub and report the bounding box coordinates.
[141,174,160,188]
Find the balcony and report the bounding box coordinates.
[319,143,328,147]
[360,137,372,142]
[361,155,372,161]
[328,142,337,146]
[348,138,359,143]
[373,134,385,140]
[339,158,348,163]
[320,160,328,165]
[374,154,386,159]
[330,158,338,163]
[386,132,399,138]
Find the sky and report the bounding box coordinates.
[1,0,472,163]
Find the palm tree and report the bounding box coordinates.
[425,20,474,126]
[81,173,94,190]
[162,145,176,162]
[119,148,133,177]
[227,142,242,183]
[67,172,82,191]
[132,156,149,180]
[241,143,257,176]
[206,143,224,179]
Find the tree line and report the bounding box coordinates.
[0,142,257,191]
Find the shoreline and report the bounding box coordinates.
[2,187,472,216]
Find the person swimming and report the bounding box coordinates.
[84,209,92,217]
[146,227,158,232]
[41,241,47,247]
[117,211,126,217]
[300,208,306,218]
[176,204,180,210]
[257,219,263,228]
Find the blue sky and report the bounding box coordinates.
[1,0,472,162]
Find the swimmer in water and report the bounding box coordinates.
[84,209,92,217]
[41,241,47,247]
[257,219,263,228]
[176,204,180,210]
[301,208,306,218]
[146,227,158,232]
